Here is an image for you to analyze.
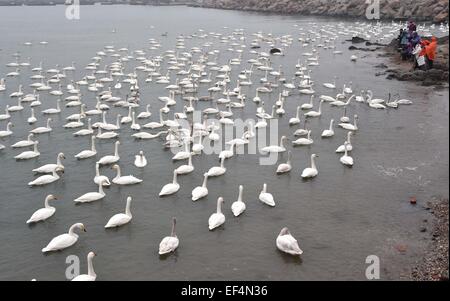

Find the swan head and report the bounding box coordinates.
[58,152,65,159]
[88,251,96,259]
[73,222,86,232]
[46,194,58,201]
[311,153,318,159]
[279,227,290,236]
[111,164,119,170]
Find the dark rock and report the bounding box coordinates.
[420,227,427,232]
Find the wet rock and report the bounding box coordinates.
[375,63,388,69]
[410,197,417,205]
[420,227,427,232]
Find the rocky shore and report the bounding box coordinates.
[411,198,449,281]
[197,0,449,23]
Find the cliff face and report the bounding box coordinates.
[199,0,449,23]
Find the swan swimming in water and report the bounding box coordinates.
[105,196,132,228]
[134,150,147,168]
[207,157,226,177]
[112,164,142,185]
[0,122,13,137]
[159,217,179,255]
[26,194,58,224]
[71,252,96,281]
[159,170,180,196]
[175,152,194,175]
[74,179,107,203]
[192,173,209,201]
[30,118,52,134]
[11,133,35,148]
[301,154,318,179]
[261,136,288,153]
[98,141,120,165]
[42,222,86,253]
[208,197,225,230]
[33,152,65,173]
[28,166,63,186]
[321,119,335,138]
[94,162,110,186]
[15,141,40,160]
[336,132,353,153]
[75,136,97,159]
[276,151,292,174]
[339,115,358,131]
[340,142,354,167]
[259,183,275,207]
[276,227,303,256]
[231,185,246,217]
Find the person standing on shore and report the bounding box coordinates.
[425,36,438,69]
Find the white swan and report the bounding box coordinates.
[94,162,111,186]
[231,185,246,217]
[321,119,335,137]
[42,99,61,114]
[219,142,235,160]
[301,154,318,179]
[276,151,292,174]
[289,106,301,125]
[15,141,40,160]
[336,132,353,153]
[11,133,35,148]
[301,95,314,110]
[96,127,119,140]
[42,222,86,253]
[261,136,287,153]
[207,157,226,177]
[72,252,96,281]
[26,194,58,224]
[98,141,120,165]
[159,170,180,196]
[137,104,152,119]
[276,227,303,256]
[105,196,132,228]
[339,115,358,131]
[28,166,63,186]
[30,118,52,134]
[73,118,93,136]
[74,180,106,203]
[175,152,194,175]
[0,122,13,137]
[293,130,313,146]
[208,197,225,230]
[134,150,147,168]
[340,142,354,167]
[159,217,179,255]
[304,100,323,117]
[33,152,65,173]
[259,183,275,207]
[132,130,167,140]
[192,173,209,201]
[75,136,97,159]
[112,164,143,185]
[27,108,37,124]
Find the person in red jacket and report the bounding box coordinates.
[425,36,438,69]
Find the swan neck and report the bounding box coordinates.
[311,156,317,169]
[202,174,208,188]
[114,142,119,156]
[87,256,96,277]
[125,198,132,216]
[172,172,178,184]
[216,199,222,214]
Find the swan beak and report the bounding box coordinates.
[83,228,87,232]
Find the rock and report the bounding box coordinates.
[420,227,427,232]
[375,63,388,69]
[410,197,417,205]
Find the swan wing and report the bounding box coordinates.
[105,213,131,228]
[27,208,55,223]
[42,233,77,252]
[159,236,179,254]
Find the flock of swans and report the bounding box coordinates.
[0,19,427,280]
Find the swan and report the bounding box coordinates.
[72,252,96,281]
[301,154,318,179]
[192,173,209,201]
[27,108,37,124]
[28,166,63,186]
[192,132,205,154]
[11,133,35,148]
[73,118,93,136]
[33,152,65,173]
[340,107,350,123]
[304,100,323,117]
[137,104,152,119]
[301,95,314,110]
[132,130,167,140]
[100,113,121,131]
[339,115,358,131]
[208,124,220,141]
[159,217,179,255]
[63,115,84,129]
[336,132,353,153]
[75,136,97,159]
[15,141,40,160]
[289,106,301,125]
[30,118,52,134]
[0,122,13,137]
[276,227,303,256]
[0,106,11,120]
[96,127,119,140]
[323,76,337,89]
[134,151,147,168]
[340,142,354,167]
[130,112,141,130]
[261,136,288,153]
[208,197,225,230]
[42,99,61,114]
[321,119,335,137]
[276,151,292,174]
[26,194,58,224]
[330,95,354,107]
[98,141,120,165]
[74,180,106,203]
[105,196,132,228]
[294,119,309,136]
[207,157,226,177]
[94,162,110,186]
[175,152,194,175]
[219,142,235,160]
[259,183,275,207]
[159,170,180,196]
[143,109,164,129]
[293,130,313,146]
[231,185,246,217]
[112,164,143,185]
[42,222,86,253]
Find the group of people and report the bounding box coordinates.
[397,20,438,70]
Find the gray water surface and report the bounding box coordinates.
[0,5,448,280]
